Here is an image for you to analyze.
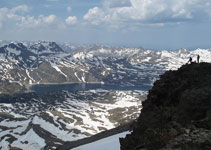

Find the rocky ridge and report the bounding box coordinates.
[120,62,211,150]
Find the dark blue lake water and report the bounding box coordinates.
[29,83,151,95]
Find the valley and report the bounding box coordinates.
[0,89,146,149]
[0,41,211,149]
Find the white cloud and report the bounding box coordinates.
[67,6,72,12]
[0,5,60,31]
[83,0,211,28]
[0,5,29,30]
[65,16,77,25]
[84,7,109,25]
[44,14,56,24]
[18,14,57,29]
[11,5,29,13]
[0,6,29,22]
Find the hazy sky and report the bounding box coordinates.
[0,0,211,49]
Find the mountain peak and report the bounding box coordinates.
[120,62,211,150]
[7,42,27,51]
[29,41,64,53]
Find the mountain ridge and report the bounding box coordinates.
[0,41,211,94]
[120,62,211,150]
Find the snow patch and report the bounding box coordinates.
[11,129,46,150]
[72,131,130,150]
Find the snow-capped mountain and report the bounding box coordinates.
[0,41,211,94]
[1,41,211,149]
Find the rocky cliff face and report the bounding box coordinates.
[120,62,211,150]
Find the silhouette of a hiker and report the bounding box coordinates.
[188,57,192,64]
[197,55,200,63]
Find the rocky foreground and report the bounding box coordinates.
[120,62,211,150]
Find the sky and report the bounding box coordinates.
[0,0,211,49]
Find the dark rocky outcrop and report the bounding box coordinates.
[120,62,211,150]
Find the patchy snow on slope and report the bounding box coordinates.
[160,49,211,70]
[0,137,10,150]
[6,47,21,56]
[11,129,46,150]
[94,91,143,110]
[50,62,68,77]
[191,49,211,63]
[73,52,93,60]
[0,54,5,60]
[26,69,35,84]
[32,115,86,141]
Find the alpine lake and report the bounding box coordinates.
[29,83,151,95]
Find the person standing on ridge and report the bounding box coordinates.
[188,57,192,64]
[197,55,200,63]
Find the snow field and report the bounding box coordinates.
[72,131,130,150]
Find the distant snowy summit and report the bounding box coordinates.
[0,41,211,94]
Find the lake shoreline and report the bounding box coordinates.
[28,82,151,95]
[26,81,105,89]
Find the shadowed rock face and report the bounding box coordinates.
[120,62,211,150]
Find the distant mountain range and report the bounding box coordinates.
[0,41,211,94]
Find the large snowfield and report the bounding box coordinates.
[72,131,129,150]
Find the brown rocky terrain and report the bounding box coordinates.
[120,62,211,150]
